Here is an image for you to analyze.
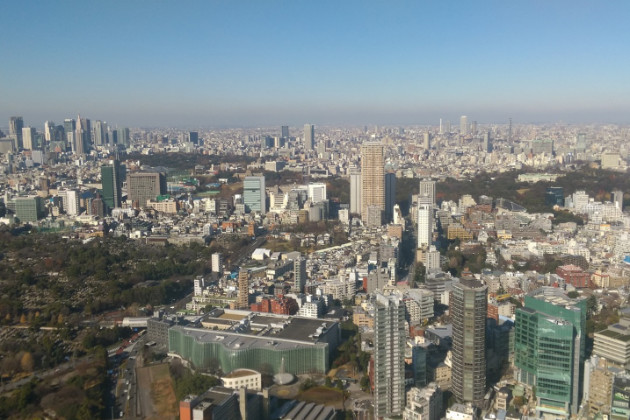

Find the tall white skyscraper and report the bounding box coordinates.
[22,127,35,150]
[44,121,55,142]
[419,179,436,206]
[374,292,406,418]
[460,115,468,136]
[423,132,431,149]
[417,195,433,248]
[350,170,362,216]
[304,124,314,150]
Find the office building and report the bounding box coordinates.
[451,279,487,406]
[281,125,289,138]
[243,176,266,214]
[515,287,586,418]
[349,170,362,216]
[128,171,167,208]
[93,121,106,146]
[373,292,406,418]
[188,131,199,145]
[21,127,35,150]
[9,116,24,149]
[101,160,123,210]
[612,190,624,211]
[417,195,433,249]
[483,130,493,153]
[304,124,314,151]
[593,317,630,370]
[117,127,130,147]
[44,121,55,142]
[293,257,307,293]
[423,132,431,149]
[75,115,87,155]
[545,186,564,207]
[307,183,326,204]
[460,115,468,136]
[64,190,80,216]
[419,179,436,206]
[385,172,396,223]
[403,383,442,420]
[238,270,249,309]
[14,196,44,222]
[211,253,223,273]
[361,142,384,223]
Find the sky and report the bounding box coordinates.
[2,0,630,128]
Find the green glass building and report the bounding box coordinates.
[515,287,586,418]
[168,323,334,375]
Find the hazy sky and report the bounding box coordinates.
[2,1,630,128]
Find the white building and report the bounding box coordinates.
[308,183,327,204]
[417,195,433,248]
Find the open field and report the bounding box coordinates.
[137,363,177,420]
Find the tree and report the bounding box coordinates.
[20,352,35,372]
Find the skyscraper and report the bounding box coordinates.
[451,279,487,406]
[22,127,35,150]
[128,171,167,208]
[101,159,123,211]
[238,270,250,309]
[460,115,468,136]
[417,195,433,249]
[384,172,396,223]
[419,179,436,206]
[374,292,406,418]
[44,121,55,142]
[243,176,266,214]
[515,287,586,418]
[349,169,362,216]
[293,256,306,293]
[360,142,384,223]
[117,127,130,147]
[423,132,431,149]
[612,190,624,211]
[189,131,199,145]
[304,124,314,151]
[483,130,493,153]
[281,125,289,138]
[9,116,24,149]
[307,183,327,204]
[93,121,107,146]
[75,115,86,155]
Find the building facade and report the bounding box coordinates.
[243,176,266,214]
[451,279,487,406]
[361,142,384,223]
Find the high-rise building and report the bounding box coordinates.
[360,142,384,223]
[293,256,306,293]
[93,121,107,146]
[451,279,487,406]
[515,287,586,418]
[128,171,167,208]
[21,127,35,150]
[237,270,250,309]
[211,253,223,274]
[64,189,80,216]
[307,183,327,204]
[304,124,314,150]
[75,115,86,155]
[423,132,431,149]
[101,159,123,211]
[483,130,493,153]
[14,196,44,222]
[374,292,406,418]
[385,172,396,223]
[349,170,362,216]
[419,179,436,206]
[44,121,55,142]
[243,176,266,214]
[189,131,199,145]
[117,127,130,147]
[417,195,433,249]
[281,125,289,138]
[9,116,24,149]
[612,190,624,211]
[460,115,468,136]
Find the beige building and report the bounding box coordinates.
[147,199,178,214]
[360,142,384,223]
[587,359,613,417]
[593,317,630,370]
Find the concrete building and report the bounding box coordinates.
[417,195,433,249]
[385,172,396,223]
[237,270,250,309]
[373,292,406,418]
[361,142,384,223]
[243,176,266,214]
[128,171,167,208]
[451,279,487,406]
[221,369,262,391]
[349,169,362,216]
[403,383,442,420]
[304,124,314,151]
[593,317,630,370]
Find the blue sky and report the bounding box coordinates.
[2,1,630,128]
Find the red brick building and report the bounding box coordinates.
[556,264,591,288]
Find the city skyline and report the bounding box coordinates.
[2,1,630,127]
